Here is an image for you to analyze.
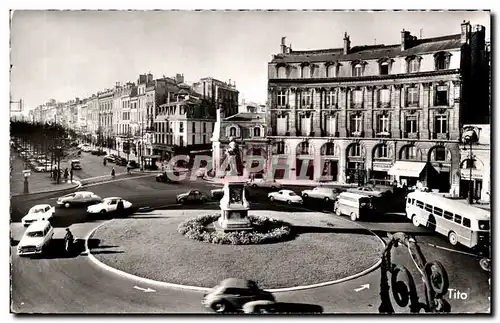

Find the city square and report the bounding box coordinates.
[9,10,491,315]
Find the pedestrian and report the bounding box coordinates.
[70,168,73,183]
[64,168,69,182]
[116,199,124,216]
[111,167,115,178]
[103,158,107,166]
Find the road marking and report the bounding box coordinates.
[354,284,370,292]
[133,285,156,293]
[82,174,156,187]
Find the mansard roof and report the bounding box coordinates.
[271,34,461,64]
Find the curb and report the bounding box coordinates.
[11,180,82,198]
[84,209,386,294]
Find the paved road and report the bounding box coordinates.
[10,175,491,313]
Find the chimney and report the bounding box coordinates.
[175,73,184,84]
[147,73,153,83]
[281,37,287,54]
[461,20,471,44]
[343,32,351,55]
[115,81,120,88]
[228,79,231,86]
[400,29,412,50]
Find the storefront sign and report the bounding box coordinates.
[372,162,394,172]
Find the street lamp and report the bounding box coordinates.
[23,169,31,194]
[463,135,474,204]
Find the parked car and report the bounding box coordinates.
[22,204,55,227]
[176,190,208,204]
[247,178,282,189]
[202,278,275,313]
[70,159,82,170]
[268,189,303,205]
[17,220,54,257]
[301,187,339,202]
[91,149,106,156]
[347,186,391,198]
[211,187,225,200]
[87,197,133,214]
[334,192,374,221]
[127,160,139,169]
[33,163,49,172]
[103,154,117,163]
[81,145,92,152]
[57,191,102,208]
[115,157,128,166]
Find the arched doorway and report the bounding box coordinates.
[427,145,452,192]
[459,157,484,199]
[320,142,338,181]
[371,143,392,185]
[296,141,314,180]
[346,143,365,185]
[270,141,289,180]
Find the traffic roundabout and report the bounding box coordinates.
[86,209,385,291]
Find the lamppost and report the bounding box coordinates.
[23,169,31,194]
[463,134,474,204]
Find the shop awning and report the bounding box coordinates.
[388,161,427,178]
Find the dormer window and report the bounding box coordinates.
[253,127,261,137]
[326,64,337,78]
[301,65,311,78]
[353,64,363,77]
[380,62,389,75]
[277,66,287,79]
[409,59,420,73]
[229,126,237,137]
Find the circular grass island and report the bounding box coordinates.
[90,210,384,289]
[177,214,294,245]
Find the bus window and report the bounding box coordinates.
[462,217,471,228]
[443,211,453,220]
[454,214,462,224]
[416,200,424,209]
[434,207,443,217]
[424,204,433,212]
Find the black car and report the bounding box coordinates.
[91,149,106,156]
[156,171,181,183]
[104,154,117,163]
[115,157,128,166]
[128,160,139,169]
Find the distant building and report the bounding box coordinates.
[266,21,489,193]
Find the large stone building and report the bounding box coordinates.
[266,21,489,193]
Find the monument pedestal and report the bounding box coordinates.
[216,178,253,232]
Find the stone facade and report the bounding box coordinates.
[266,22,489,193]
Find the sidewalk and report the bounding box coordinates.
[455,199,491,211]
[10,155,80,197]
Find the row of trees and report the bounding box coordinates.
[10,121,79,183]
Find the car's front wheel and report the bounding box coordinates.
[178,198,185,204]
[64,202,71,208]
[211,301,228,313]
[269,196,274,201]
[287,200,292,205]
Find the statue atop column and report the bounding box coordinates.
[224,137,244,177]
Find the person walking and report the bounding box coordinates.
[111,167,115,178]
[103,158,107,166]
[70,168,74,183]
[64,168,69,182]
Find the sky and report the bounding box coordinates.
[10,10,490,111]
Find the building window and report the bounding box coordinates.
[408,59,420,73]
[349,144,361,157]
[301,90,312,107]
[435,86,449,106]
[192,134,195,144]
[299,142,309,155]
[277,116,288,135]
[377,114,389,133]
[376,144,388,158]
[229,126,237,137]
[402,146,417,160]
[407,86,419,106]
[380,62,389,75]
[276,141,285,154]
[350,114,362,134]
[434,147,446,161]
[253,127,261,137]
[435,115,448,134]
[277,66,287,79]
[192,122,196,133]
[203,122,207,133]
[300,114,311,136]
[462,158,477,169]
[353,64,363,77]
[301,65,311,78]
[179,136,184,147]
[326,115,337,136]
[379,89,390,105]
[327,64,337,78]
[277,91,286,107]
[203,134,206,144]
[352,90,363,105]
[435,55,447,70]
[179,122,184,133]
[405,116,418,133]
[326,90,336,108]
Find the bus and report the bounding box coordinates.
[405,191,490,249]
[334,192,373,222]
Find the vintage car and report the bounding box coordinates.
[57,191,102,208]
[17,220,54,257]
[301,186,339,202]
[268,189,303,205]
[87,197,133,214]
[176,190,208,204]
[202,278,275,313]
[246,178,282,189]
[22,204,55,227]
